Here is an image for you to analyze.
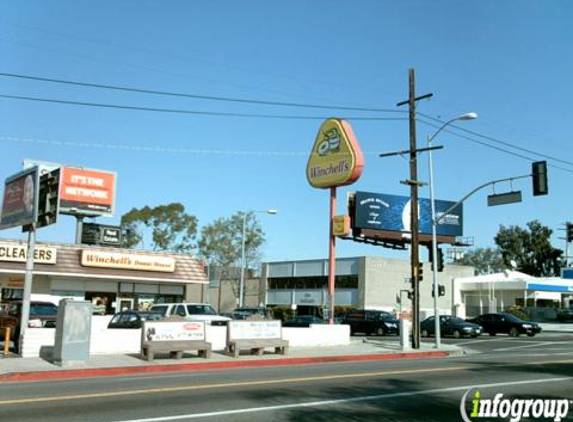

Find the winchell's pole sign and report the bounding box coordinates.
[306,118,364,189]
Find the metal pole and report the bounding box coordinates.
[75,215,84,245]
[328,187,337,324]
[428,135,441,348]
[408,69,421,349]
[239,213,247,308]
[20,223,36,355]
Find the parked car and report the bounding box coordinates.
[421,315,482,338]
[468,313,541,337]
[107,311,164,329]
[149,303,231,325]
[283,315,325,327]
[0,301,58,349]
[231,307,272,320]
[556,306,573,322]
[340,309,400,336]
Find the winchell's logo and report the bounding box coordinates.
[460,389,571,422]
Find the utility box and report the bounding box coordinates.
[400,320,411,351]
[53,299,92,366]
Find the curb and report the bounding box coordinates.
[0,350,451,383]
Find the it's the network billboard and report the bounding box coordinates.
[353,191,463,237]
[59,167,116,217]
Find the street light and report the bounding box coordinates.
[428,112,477,348]
[239,209,277,308]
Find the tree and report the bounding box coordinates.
[197,212,266,297]
[120,203,198,252]
[454,247,505,275]
[494,220,563,277]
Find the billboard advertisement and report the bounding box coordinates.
[353,191,463,237]
[59,167,116,216]
[0,166,39,230]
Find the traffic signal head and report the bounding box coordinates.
[418,262,423,282]
[438,284,446,297]
[437,248,444,272]
[532,161,548,196]
[567,223,573,243]
[37,168,60,229]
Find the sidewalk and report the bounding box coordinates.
[539,322,573,333]
[0,339,463,382]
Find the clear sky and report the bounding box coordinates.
[0,1,571,264]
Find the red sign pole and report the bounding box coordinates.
[328,186,337,324]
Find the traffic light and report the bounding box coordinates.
[37,168,60,229]
[407,291,413,301]
[532,161,548,196]
[432,284,446,297]
[567,223,573,243]
[418,262,424,282]
[429,247,445,272]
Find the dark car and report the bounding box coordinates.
[469,313,541,337]
[283,315,325,327]
[421,315,482,338]
[107,311,164,329]
[0,301,58,349]
[556,306,573,322]
[231,307,272,320]
[341,309,400,336]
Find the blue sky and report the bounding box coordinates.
[0,1,571,263]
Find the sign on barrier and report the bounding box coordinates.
[228,320,282,341]
[143,321,205,342]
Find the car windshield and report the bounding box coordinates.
[187,305,217,315]
[443,316,465,323]
[378,313,394,321]
[150,305,169,316]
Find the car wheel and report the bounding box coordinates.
[421,329,429,338]
[489,332,496,336]
[509,327,520,337]
[527,333,535,337]
[452,330,461,339]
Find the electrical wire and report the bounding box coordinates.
[418,118,573,175]
[0,94,408,121]
[418,112,573,168]
[0,72,405,114]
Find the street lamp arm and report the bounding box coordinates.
[427,117,462,144]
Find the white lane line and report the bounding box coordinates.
[493,341,555,352]
[109,376,572,422]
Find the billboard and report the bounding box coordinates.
[353,191,463,237]
[59,167,116,216]
[0,166,39,230]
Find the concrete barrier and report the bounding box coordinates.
[21,319,350,357]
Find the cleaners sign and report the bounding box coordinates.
[306,119,364,189]
[0,243,57,264]
[59,167,116,217]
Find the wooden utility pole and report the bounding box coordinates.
[397,69,432,349]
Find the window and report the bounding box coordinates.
[187,305,216,315]
[30,304,58,316]
[151,305,169,316]
[175,305,186,317]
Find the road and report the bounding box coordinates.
[0,332,572,422]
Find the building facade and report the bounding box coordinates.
[0,240,208,313]
[261,256,475,317]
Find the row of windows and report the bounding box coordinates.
[268,275,358,290]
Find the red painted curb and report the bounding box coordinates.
[0,350,449,383]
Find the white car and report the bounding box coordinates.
[149,303,231,325]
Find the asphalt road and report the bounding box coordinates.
[0,332,572,422]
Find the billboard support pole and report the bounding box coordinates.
[75,215,84,245]
[20,223,36,355]
[328,187,337,325]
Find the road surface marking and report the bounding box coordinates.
[1,358,572,406]
[108,377,573,422]
[493,341,555,352]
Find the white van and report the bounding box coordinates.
[150,303,231,325]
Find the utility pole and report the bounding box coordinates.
[397,69,432,349]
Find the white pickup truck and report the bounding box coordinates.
[150,303,231,325]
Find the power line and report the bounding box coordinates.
[0,134,385,157]
[418,112,573,168]
[0,72,405,114]
[418,118,573,175]
[0,94,409,121]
